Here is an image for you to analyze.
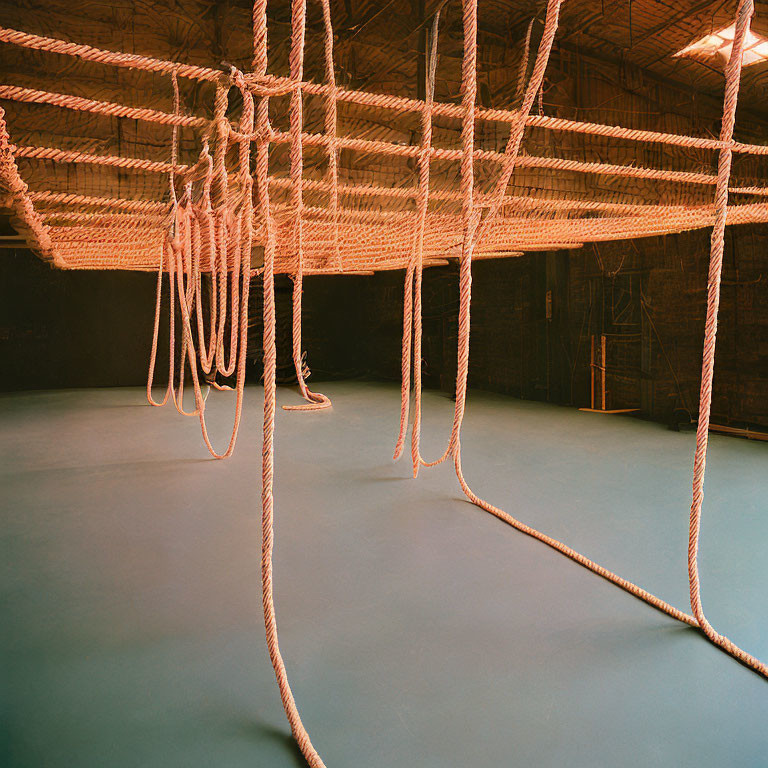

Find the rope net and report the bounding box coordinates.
[1,1,765,764]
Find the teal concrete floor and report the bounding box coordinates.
[2,382,767,768]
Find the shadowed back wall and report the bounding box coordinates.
[3,220,767,429]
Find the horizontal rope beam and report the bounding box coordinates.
[0,85,208,128]
[41,210,168,224]
[17,141,728,214]
[270,130,768,192]
[269,176,693,213]
[29,189,170,213]
[13,143,187,174]
[5,87,767,194]
[2,25,768,155]
[27,180,768,234]
[0,26,222,82]
[258,75,768,155]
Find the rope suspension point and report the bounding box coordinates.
[1,2,766,765]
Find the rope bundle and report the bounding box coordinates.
[257,4,766,766]
[145,68,254,458]
[0,4,766,767]
[3,16,768,271]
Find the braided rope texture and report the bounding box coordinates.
[0,3,765,767]
[257,1,767,766]
[3,17,768,271]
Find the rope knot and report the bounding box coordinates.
[243,72,298,97]
[229,66,248,92]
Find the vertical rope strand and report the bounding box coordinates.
[147,239,175,406]
[394,4,442,469]
[443,0,766,681]
[254,1,328,762]
[146,71,181,407]
[449,0,479,456]
[319,0,340,271]
[411,0,480,470]
[686,0,767,677]
[284,0,331,411]
[473,0,563,256]
[195,145,219,375]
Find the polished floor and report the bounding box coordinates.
[2,382,767,768]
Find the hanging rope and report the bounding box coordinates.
[283,0,331,412]
[393,2,443,466]
[146,71,180,410]
[143,67,254,458]
[2,3,767,766]
[253,1,327,765]
[686,0,767,678]
[392,0,768,692]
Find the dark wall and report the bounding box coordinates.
[1,250,160,390]
[5,233,768,433]
[406,225,768,430]
[251,274,373,384]
[0,250,374,392]
[304,224,768,430]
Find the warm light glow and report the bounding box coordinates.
[675,23,768,66]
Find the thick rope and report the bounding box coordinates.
[253,2,327,763]
[16,141,768,217]
[0,85,208,128]
[283,0,332,413]
[169,79,202,417]
[146,73,180,409]
[393,3,442,468]
[142,67,253,458]
[475,0,564,241]
[7,85,768,197]
[171,206,203,417]
[6,25,768,154]
[4,10,768,768]
[0,105,53,259]
[318,0,341,271]
[413,0,768,684]
[146,240,175,407]
[686,0,767,678]
[417,0,561,469]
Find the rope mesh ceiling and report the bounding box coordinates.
[1,1,768,272]
[0,2,765,765]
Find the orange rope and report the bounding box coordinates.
[141,67,254,457]
[16,141,768,217]
[253,2,326,763]
[0,84,209,127]
[0,105,53,260]
[283,0,331,413]
[685,0,767,678]
[146,240,175,407]
[6,85,768,196]
[3,7,767,767]
[319,0,341,272]
[393,2,441,468]
[6,22,768,155]
[402,0,768,685]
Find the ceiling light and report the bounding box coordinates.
[674,23,768,66]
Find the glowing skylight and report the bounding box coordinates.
[675,23,768,66]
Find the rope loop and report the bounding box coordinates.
[243,72,300,97]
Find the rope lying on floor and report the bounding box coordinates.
[1,1,766,764]
[253,0,768,765]
[685,0,767,677]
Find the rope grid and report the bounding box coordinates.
[0,2,766,765]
